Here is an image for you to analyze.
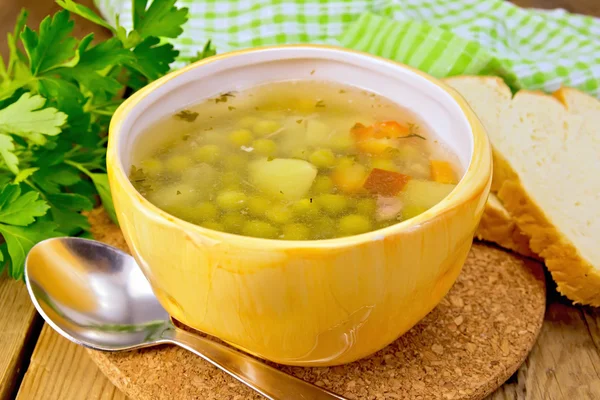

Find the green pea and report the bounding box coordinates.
[292,198,321,219]
[194,202,218,221]
[355,198,377,215]
[165,154,192,173]
[202,221,225,232]
[402,205,427,220]
[290,148,309,160]
[242,220,278,239]
[311,175,334,194]
[216,190,247,211]
[140,158,163,176]
[228,129,254,146]
[309,149,336,168]
[247,197,272,217]
[338,214,372,236]
[265,205,293,224]
[193,144,221,164]
[316,194,348,215]
[252,139,277,156]
[220,171,241,189]
[252,120,280,136]
[282,223,311,240]
[238,116,259,129]
[313,217,336,239]
[222,213,246,233]
[223,153,248,170]
[371,158,398,172]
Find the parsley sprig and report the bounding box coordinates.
[0,0,213,279]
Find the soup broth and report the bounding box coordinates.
[129,80,460,240]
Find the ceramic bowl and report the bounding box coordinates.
[107,45,491,366]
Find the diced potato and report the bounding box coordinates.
[147,183,199,212]
[401,180,456,210]
[248,158,318,200]
[181,163,216,191]
[430,160,457,184]
[363,168,410,196]
[331,163,367,194]
[306,119,332,147]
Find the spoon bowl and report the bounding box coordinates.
[25,237,344,400]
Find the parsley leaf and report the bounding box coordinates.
[55,0,115,31]
[0,221,58,279]
[0,184,49,225]
[129,36,178,80]
[20,10,78,75]
[0,93,67,143]
[89,173,117,224]
[56,36,134,97]
[0,0,215,280]
[0,134,19,173]
[133,0,189,40]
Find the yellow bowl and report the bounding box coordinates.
[107,45,491,366]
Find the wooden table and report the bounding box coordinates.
[1,1,599,399]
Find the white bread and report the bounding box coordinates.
[445,76,600,306]
[476,193,536,259]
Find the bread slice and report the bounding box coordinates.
[445,76,600,306]
[476,193,536,259]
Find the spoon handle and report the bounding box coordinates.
[164,327,346,400]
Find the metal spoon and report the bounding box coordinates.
[25,237,345,400]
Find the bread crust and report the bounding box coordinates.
[476,196,537,259]
[445,76,600,305]
[498,172,600,306]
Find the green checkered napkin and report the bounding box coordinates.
[95,0,600,97]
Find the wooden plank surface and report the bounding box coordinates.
[0,276,40,399]
[15,325,126,400]
[0,0,599,399]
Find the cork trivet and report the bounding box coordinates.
[85,208,546,400]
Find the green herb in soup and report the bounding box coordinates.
[129,81,460,240]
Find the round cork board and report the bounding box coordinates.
[86,208,546,400]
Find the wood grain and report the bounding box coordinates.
[0,276,40,399]
[487,300,600,400]
[511,0,600,16]
[15,325,126,400]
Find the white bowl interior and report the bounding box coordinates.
[118,47,473,175]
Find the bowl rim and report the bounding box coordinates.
[107,44,491,250]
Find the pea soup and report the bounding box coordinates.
[129,80,460,240]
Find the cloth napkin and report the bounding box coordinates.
[95,0,600,97]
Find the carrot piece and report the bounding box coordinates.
[372,121,410,138]
[331,163,368,194]
[363,168,411,196]
[430,160,457,184]
[351,123,395,155]
[350,123,373,141]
